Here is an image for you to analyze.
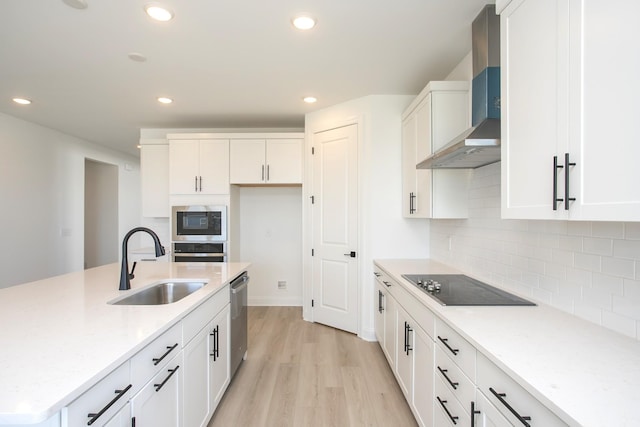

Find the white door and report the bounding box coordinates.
[311,124,358,334]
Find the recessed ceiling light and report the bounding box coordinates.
[144,4,174,21]
[13,98,32,105]
[157,97,173,104]
[62,0,88,10]
[292,15,316,30]
[303,96,317,104]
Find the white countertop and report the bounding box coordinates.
[375,259,640,427]
[0,261,249,425]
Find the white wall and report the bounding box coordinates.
[0,112,141,288]
[304,95,430,340]
[431,53,640,340]
[237,186,302,305]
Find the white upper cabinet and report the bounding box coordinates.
[169,139,230,195]
[501,0,640,221]
[141,143,169,217]
[229,137,303,184]
[402,81,471,218]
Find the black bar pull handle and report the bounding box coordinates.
[382,281,391,288]
[152,343,178,366]
[87,384,132,425]
[409,192,416,214]
[437,396,459,425]
[405,323,413,355]
[471,401,481,427]
[378,290,384,313]
[154,366,180,392]
[194,176,198,192]
[564,153,576,210]
[210,325,219,360]
[553,156,564,210]
[437,366,459,389]
[489,387,532,426]
[199,176,202,192]
[437,335,460,355]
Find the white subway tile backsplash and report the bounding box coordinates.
[592,222,625,239]
[625,223,640,240]
[583,237,614,256]
[592,272,624,295]
[601,257,635,279]
[613,240,640,260]
[430,163,640,340]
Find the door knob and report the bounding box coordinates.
[343,251,356,258]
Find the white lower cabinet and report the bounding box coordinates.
[474,392,511,427]
[374,270,396,367]
[209,306,230,411]
[396,306,414,400]
[412,324,434,427]
[183,325,212,427]
[131,352,183,427]
[103,403,130,427]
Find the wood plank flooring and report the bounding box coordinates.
[208,306,417,427]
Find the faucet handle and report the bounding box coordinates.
[129,261,137,279]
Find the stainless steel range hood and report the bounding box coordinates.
[418,5,501,169]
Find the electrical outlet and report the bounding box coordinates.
[278,281,287,290]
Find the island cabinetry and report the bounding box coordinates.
[169,139,230,195]
[130,351,183,427]
[62,362,132,427]
[476,353,566,426]
[182,285,230,427]
[401,81,470,218]
[500,0,640,221]
[229,137,303,184]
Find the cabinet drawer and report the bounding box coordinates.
[130,322,182,394]
[63,362,131,427]
[434,374,470,427]
[435,318,476,381]
[183,285,229,345]
[435,344,475,408]
[477,353,567,427]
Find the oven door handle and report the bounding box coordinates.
[173,253,227,258]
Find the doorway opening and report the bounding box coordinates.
[84,159,119,269]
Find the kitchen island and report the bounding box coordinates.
[375,259,640,427]
[0,261,249,426]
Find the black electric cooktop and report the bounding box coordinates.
[401,274,536,306]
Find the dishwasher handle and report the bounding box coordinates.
[231,274,249,294]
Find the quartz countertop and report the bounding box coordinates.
[0,261,249,425]
[375,259,640,427]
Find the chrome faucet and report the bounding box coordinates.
[119,227,165,291]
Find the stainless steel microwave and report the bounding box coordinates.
[171,205,227,242]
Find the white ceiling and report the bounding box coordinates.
[1,0,489,156]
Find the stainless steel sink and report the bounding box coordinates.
[110,281,207,305]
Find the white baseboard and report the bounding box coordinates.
[359,327,377,342]
[248,295,302,306]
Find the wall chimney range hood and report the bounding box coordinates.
[418,5,501,169]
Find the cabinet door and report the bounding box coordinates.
[395,306,414,400]
[141,144,169,217]
[265,139,302,184]
[374,281,386,345]
[414,98,434,218]
[402,112,420,217]
[229,139,266,184]
[199,139,230,194]
[183,326,210,427]
[382,290,396,367]
[568,0,640,221]
[412,325,434,427]
[131,352,183,427]
[210,305,230,411]
[169,140,200,195]
[474,392,511,427]
[500,0,570,220]
[104,402,131,427]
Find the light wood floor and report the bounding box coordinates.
[208,306,417,427]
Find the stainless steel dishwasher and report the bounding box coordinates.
[230,271,248,379]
